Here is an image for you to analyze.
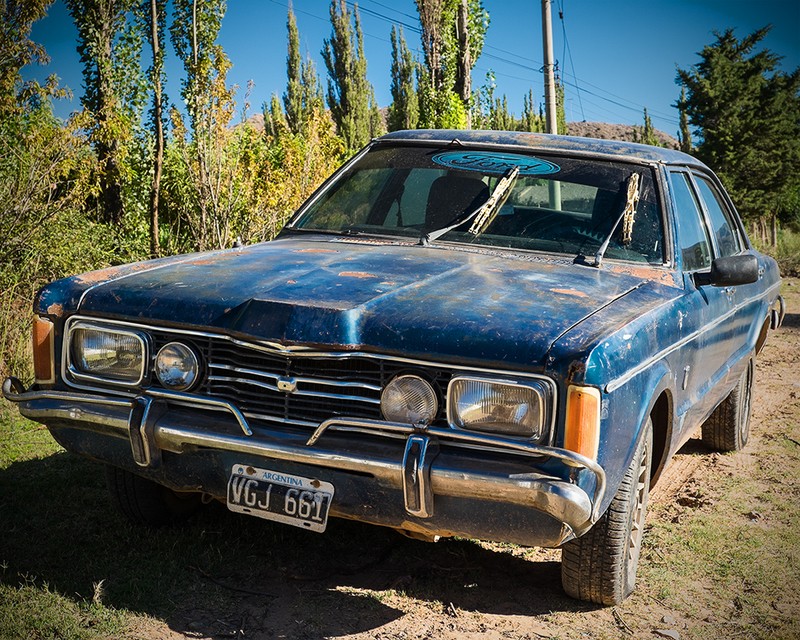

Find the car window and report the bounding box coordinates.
[670,171,712,271]
[694,176,743,257]
[294,146,665,264]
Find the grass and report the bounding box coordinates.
[640,433,800,639]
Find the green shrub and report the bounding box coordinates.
[754,229,800,277]
[0,104,122,380]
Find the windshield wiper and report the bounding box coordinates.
[420,166,520,246]
[588,172,640,267]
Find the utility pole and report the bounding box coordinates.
[541,0,561,208]
[541,0,558,135]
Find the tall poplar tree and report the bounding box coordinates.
[416,0,487,129]
[140,0,167,255]
[322,0,381,153]
[284,7,303,134]
[387,26,418,131]
[284,7,322,135]
[521,89,543,132]
[169,0,227,249]
[635,107,660,147]
[677,86,692,153]
[67,0,144,225]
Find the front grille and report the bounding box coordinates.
[149,331,451,429]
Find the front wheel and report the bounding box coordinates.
[561,417,653,605]
[105,466,202,526]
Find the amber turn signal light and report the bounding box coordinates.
[32,316,55,384]
[564,385,601,462]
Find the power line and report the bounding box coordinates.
[268,0,680,126]
[556,0,585,121]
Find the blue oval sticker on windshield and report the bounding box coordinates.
[431,151,560,176]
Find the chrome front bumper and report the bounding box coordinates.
[4,377,605,546]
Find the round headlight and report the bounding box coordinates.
[154,342,199,391]
[381,375,438,425]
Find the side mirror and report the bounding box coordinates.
[694,254,759,287]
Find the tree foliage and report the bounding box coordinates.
[322,0,382,153]
[415,0,487,129]
[0,0,59,115]
[676,27,800,227]
[388,26,419,131]
[633,107,661,147]
[472,72,545,133]
[66,0,145,225]
[284,7,322,135]
[137,0,168,256]
[677,86,692,153]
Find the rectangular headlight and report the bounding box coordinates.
[68,324,146,385]
[447,377,549,440]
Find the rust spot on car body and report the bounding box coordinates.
[552,288,589,298]
[46,303,64,317]
[566,360,587,383]
[73,261,157,285]
[295,248,339,254]
[605,264,681,286]
[338,271,377,279]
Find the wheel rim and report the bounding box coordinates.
[626,438,650,585]
[738,363,753,446]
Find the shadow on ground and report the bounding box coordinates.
[0,450,601,638]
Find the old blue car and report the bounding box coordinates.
[4,130,784,605]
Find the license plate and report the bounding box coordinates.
[226,465,334,533]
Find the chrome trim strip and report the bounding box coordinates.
[208,375,381,405]
[241,411,320,429]
[2,377,133,408]
[605,281,782,393]
[143,388,253,436]
[62,315,556,377]
[210,363,383,392]
[209,374,279,393]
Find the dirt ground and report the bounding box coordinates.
[116,280,800,640]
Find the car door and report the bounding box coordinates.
[668,169,733,430]
[691,172,764,373]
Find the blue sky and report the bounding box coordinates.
[26,0,800,139]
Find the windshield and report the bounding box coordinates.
[291,145,665,264]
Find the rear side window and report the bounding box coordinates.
[670,171,712,271]
[695,176,743,257]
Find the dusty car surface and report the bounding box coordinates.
[4,130,784,605]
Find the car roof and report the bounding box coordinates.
[377,129,708,169]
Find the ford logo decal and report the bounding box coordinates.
[431,151,560,176]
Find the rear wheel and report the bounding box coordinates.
[561,418,652,605]
[701,358,753,452]
[105,466,202,526]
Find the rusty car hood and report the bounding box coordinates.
[73,236,679,369]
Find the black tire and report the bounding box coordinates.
[701,358,753,452]
[105,465,202,526]
[561,417,653,605]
